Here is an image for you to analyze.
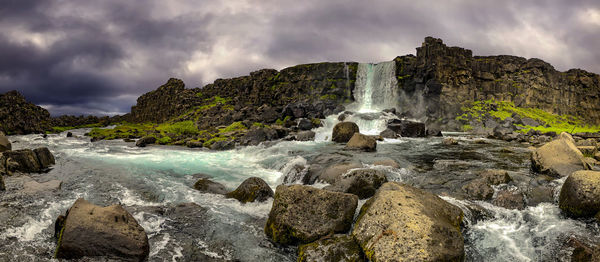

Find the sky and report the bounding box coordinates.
[1,0,599,116]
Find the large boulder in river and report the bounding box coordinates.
[559,170,600,218]
[352,182,464,262]
[324,169,387,199]
[55,198,149,261]
[265,185,358,245]
[298,234,365,262]
[3,149,41,173]
[34,147,55,168]
[386,119,426,137]
[345,133,376,152]
[0,132,11,152]
[225,177,273,203]
[332,122,359,143]
[135,136,156,147]
[193,178,228,195]
[531,132,588,177]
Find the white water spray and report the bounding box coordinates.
[353,61,398,112]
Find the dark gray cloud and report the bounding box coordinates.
[1,0,599,116]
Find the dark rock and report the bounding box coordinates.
[372,159,400,168]
[298,235,365,262]
[324,169,387,199]
[566,237,600,262]
[265,185,358,245]
[225,177,274,203]
[559,170,600,218]
[186,140,204,148]
[2,149,41,173]
[337,114,348,122]
[66,132,73,137]
[484,119,499,130]
[129,78,195,123]
[240,127,279,146]
[462,179,494,200]
[55,198,149,261]
[193,178,228,195]
[297,118,313,131]
[135,136,156,147]
[332,122,359,143]
[0,132,11,152]
[379,128,397,139]
[123,138,135,143]
[520,117,541,127]
[333,105,345,114]
[493,190,526,210]
[0,173,5,191]
[345,133,376,152]
[531,132,588,177]
[387,119,426,137]
[34,147,55,169]
[480,169,512,185]
[0,91,52,134]
[296,130,316,141]
[442,137,458,145]
[210,140,235,150]
[352,182,464,261]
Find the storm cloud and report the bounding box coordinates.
[1,0,599,116]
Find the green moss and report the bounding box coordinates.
[462,124,473,132]
[319,94,337,100]
[310,118,321,126]
[156,121,199,136]
[54,225,65,258]
[203,136,230,148]
[195,91,203,98]
[218,121,247,133]
[157,136,172,144]
[198,96,233,111]
[88,122,154,140]
[397,74,411,81]
[252,122,268,128]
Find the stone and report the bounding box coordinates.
[317,162,362,184]
[265,185,358,245]
[372,159,400,168]
[185,140,203,148]
[297,118,314,131]
[462,179,494,200]
[135,136,156,147]
[2,149,41,173]
[345,133,376,152]
[531,132,588,177]
[493,190,526,210]
[296,130,316,141]
[55,198,149,261]
[379,128,397,139]
[559,170,600,218]
[443,137,458,145]
[324,169,387,199]
[520,117,541,127]
[352,182,464,262]
[193,178,228,195]
[596,152,600,161]
[332,122,359,143]
[578,146,598,156]
[298,235,365,262]
[480,169,512,185]
[386,119,426,137]
[210,140,235,150]
[66,132,73,137]
[34,147,55,169]
[240,127,279,146]
[0,132,11,152]
[225,177,274,203]
[23,179,62,194]
[0,173,5,191]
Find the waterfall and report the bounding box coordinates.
[353,61,398,112]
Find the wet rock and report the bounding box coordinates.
[337,113,348,122]
[193,178,228,195]
[0,173,4,191]
[23,179,62,194]
[352,182,464,262]
[298,235,365,262]
[0,132,11,152]
[324,169,387,199]
[135,136,156,147]
[332,122,359,143]
[2,149,41,173]
[531,132,588,177]
[123,138,135,143]
[34,147,55,169]
[443,137,458,145]
[578,146,598,156]
[520,117,541,127]
[66,132,73,137]
[296,130,316,141]
[480,169,512,184]
[559,170,600,218]
[462,179,494,200]
[379,128,397,139]
[265,185,358,245]
[387,119,426,137]
[240,127,279,146]
[297,118,314,131]
[210,140,235,150]
[186,140,204,148]
[55,198,149,261]
[345,133,376,152]
[596,152,600,161]
[493,190,526,210]
[372,159,400,168]
[566,237,600,262]
[225,177,274,203]
[315,162,362,184]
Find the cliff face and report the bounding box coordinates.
[129,78,197,123]
[396,37,600,125]
[0,91,51,135]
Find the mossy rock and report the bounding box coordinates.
[559,170,600,218]
[298,235,365,262]
[332,122,359,143]
[225,177,273,203]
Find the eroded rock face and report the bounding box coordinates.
[265,185,358,245]
[225,177,274,203]
[352,182,464,262]
[332,122,360,143]
[559,170,600,218]
[531,132,588,177]
[345,133,376,152]
[298,235,365,262]
[2,149,41,173]
[55,198,149,261]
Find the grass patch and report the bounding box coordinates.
[198,96,233,111]
[218,121,247,133]
[156,121,199,136]
[88,122,154,140]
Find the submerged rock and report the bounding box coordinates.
[55,198,149,261]
[372,159,400,168]
[345,133,376,152]
[265,185,358,245]
[34,147,55,169]
[0,132,11,152]
[352,182,464,262]
[225,177,274,203]
[379,128,397,139]
[386,119,426,137]
[531,132,588,177]
[559,170,600,218]
[314,162,362,184]
[298,235,365,262]
[296,130,316,141]
[210,140,235,150]
[332,122,359,143]
[324,169,387,199]
[23,179,62,194]
[193,178,228,195]
[493,190,526,210]
[443,137,459,145]
[135,136,156,147]
[66,132,73,137]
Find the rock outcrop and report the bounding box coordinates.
[386,119,426,137]
[135,136,156,147]
[265,185,358,245]
[559,170,600,218]
[0,91,52,134]
[298,235,365,262]
[352,182,464,262]
[531,132,588,177]
[129,78,196,123]
[225,177,274,203]
[55,198,149,261]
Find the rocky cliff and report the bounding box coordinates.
[0,91,52,135]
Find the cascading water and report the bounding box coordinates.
[353,61,398,112]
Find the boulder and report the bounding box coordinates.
[2,149,41,173]
[372,159,400,168]
[352,182,464,262]
[324,169,387,199]
[578,146,598,156]
[480,169,512,184]
[240,127,279,146]
[0,173,5,191]
[297,118,314,131]
[55,198,149,261]
[462,179,494,200]
[186,140,204,148]
[316,162,362,184]
[596,152,600,161]
[135,136,156,147]
[559,170,600,218]
[520,117,541,127]
[387,119,426,137]
[442,137,458,145]
[492,190,526,210]
[298,235,365,262]
[34,147,55,169]
[332,122,359,143]
[265,185,358,245]
[66,132,73,137]
[193,178,228,195]
[531,132,588,177]
[225,177,274,203]
[210,140,235,150]
[0,132,11,152]
[345,133,376,152]
[379,128,397,139]
[296,130,316,141]
[23,179,62,194]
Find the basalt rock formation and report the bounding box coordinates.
[0,91,52,135]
